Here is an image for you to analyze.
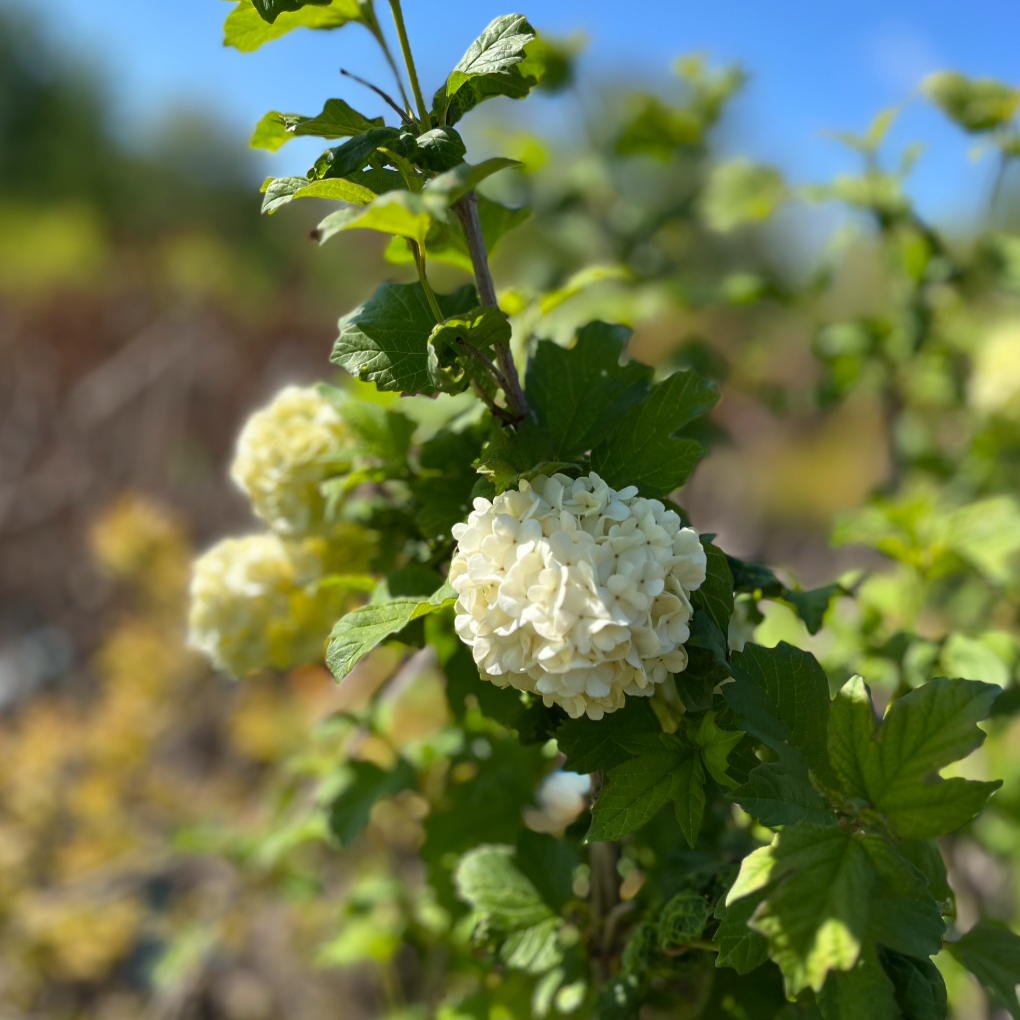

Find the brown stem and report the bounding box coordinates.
[470,379,513,424]
[452,191,528,423]
[456,338,506,388]
[589,834,620,986]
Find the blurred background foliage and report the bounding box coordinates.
[4,2,1020,1017]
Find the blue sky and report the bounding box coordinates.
[10,0,1020,222]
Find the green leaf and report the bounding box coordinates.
[224,0,361,52]
[309,127,401,181]
[730,642,836,785]
[727,825,945,998]
[331,282,477,394]
[283,97,382,137]
[700,159,787,232]
[261,175,375,214]
[422,157,523,211]
[454,844,563,975]
[949,921,1020,1020]
[898,838,955,918]
[658,891,713,950]
[427,306,511,393]
[783,584,843,635]
[728,555,784,597]
[691,539,734,637]
[728,825,873,994]
[732,744,836,829]
[315,190,434,245]
[251,112,291,151]
[525,323,653,462]
[515,828,579,914]
[447,15,537,90]
[556,697,659,774]
[252,0,331,23]
[317,388,415,464]
[713,886,770,974]
[588,733,705,847]
[590,369,719,499]
[828,675,1002,837]
[691,711,744,789]
[923,72,1020,133]
[876,946,948,1020]
[816,944,899,1020]
[329,758,416,844]
[325,586,456,681]
[413,126,467,172]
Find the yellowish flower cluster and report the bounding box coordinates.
[230,385,350,535]
[450,472,706,719]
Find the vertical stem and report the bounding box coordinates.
[409,240,443,323]
[387,0,430,128]
[452,191,529,422]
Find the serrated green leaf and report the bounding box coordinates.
[315,190,434,245]
[732,743,836,829]
[829,675,1002,837]
[730,642,836,785]
[331,282,477,394]
[817,944,899,1020]
[325,587,455,681]
[309,126,401,181]
[261,175,375,214]
[224,0,361,52]
[728,824,872,994]
[525,323,653,462]
[658,891,713,949]
[727,554,784,596]
[329,758,416,844]
[898,838,955,918]
[282,97,382,138]
[877,946,948,1020]
[949,922,1020,1019]
[588,734,704,846]
[448,15,537,90]
[692,539,734,637]
[590,369,719,499]
[713,885,770,974]
[556,697,658,774]
[692,711,744,789]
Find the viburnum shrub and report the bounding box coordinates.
[189,3,1018,1017]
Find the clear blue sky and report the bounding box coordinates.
[10,0,1020,222]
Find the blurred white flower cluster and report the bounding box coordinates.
[189,386,371,677]
[188,534,345,677]
[450,472,707,720]
[523,770,592,835]
[230,385,350,535]
[970,323,1020,421]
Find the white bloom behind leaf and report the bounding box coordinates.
[188,533,345,678]
[231,385,349,535]
[450,472,707,720]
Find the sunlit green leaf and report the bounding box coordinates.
[224,0,361,52]
[261,175,375,213]
[923,72,1020,133]
[315,190,434,244]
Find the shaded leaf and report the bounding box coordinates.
[329,758,416,844]
[556,697,658,774]
[877,946,948,1020]
[309,127,401,181]
[949,921,1020,1020]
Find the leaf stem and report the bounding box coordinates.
[470,379,514,423]
[409,240,443,323]
[456,338,506,389]
[452,191,529,423]
[341,68,411,124]
[387,0,430,129]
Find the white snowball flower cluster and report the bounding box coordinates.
[188,533,344,678]
[969,322,1020,421]
[450,472,707,720]
[230,385,349,535]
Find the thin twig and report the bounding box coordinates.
[470,380,513,423]
[456,338,506,388]
[341,69,412,124]
[451,191,529,423]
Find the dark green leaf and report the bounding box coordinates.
[784,584,843,635]
[732,744,836,829]
[817,944,899,1020]
[588,733,704,846]
[252,0,330,23]
[731,642,835,785]
[658,891,713,949]
[949,921,1020,1020]
[525,323,653,462]
[590,369,719,499]
[309,127,401,181]
[329,758,416,844]
[675,646,727,712]
[414,126,467,171]
[427,306,511,393]
[331,282,477,394]
[556,697,658,774]
[692,539,734,637]
[877,946,948,1020]
[898,838,955,918]
[714,885,771,974]
[829,676,1002,838]
[515,828,579,914]
[727,554,784,597]
[278,98,384,141]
